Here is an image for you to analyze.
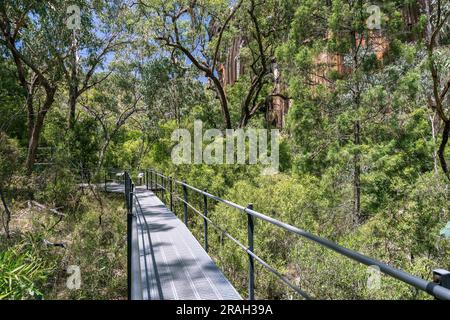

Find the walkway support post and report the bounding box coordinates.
[160,173,163,202]
[127,175,130,213]
[203,190,208,252]
[169,177,173,212]
[124,172,129,210]
[247,203,254,300]
[162,174,165,204]
[150,170,153,190]
[183,181,188,227]
[126,175,133,300]
[130,183,134,214]
[158,172,162,199]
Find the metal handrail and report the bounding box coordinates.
[145,168,450,300]
[123,171,158,299]
[132,188,153,299]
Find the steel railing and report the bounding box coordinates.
[138,168,450,300]
[106,168,450,300]
[121,170,154,300]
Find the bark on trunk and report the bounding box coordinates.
[26,90,55,174]
[68,37,79,129]
[353,120,361,224]
[430,114,439,175]
[97,138,111,174]
[211,76,232,129]
[26,93,35,142]
[351,29,362,225]
[68,85,78,129]
[0,187,11,239]
[438,120,450,179]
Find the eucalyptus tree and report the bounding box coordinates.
[137,0,238,128]
[137,0,290,129]
[63,0,134,129]
[277,0,408,224]
[421,0,450,178]
[141,55,208,124]
[0,0,71,174]
[0,0,135,174]
[80,60,144,172]
[0,132,20,238]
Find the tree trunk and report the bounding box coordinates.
[438,120,449,179]
[429,114,439,175]
[351,28,362,225]
[26,90,55,174]
[68,85,78,129]
[0,187,11,239]
[26,114,44,174]
[26,93,35,142]
[96,138,111,175]
[211,76,232,129]
[353,120,361,224]
[68,30,79,129]
[68,36,79,129]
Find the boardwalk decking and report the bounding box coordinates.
[106,183,241,300]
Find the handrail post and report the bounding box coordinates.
[157,172,160,197]
[169,177,173,212]
[203,190,208,252]
[150,169,153,190]
[125,171,130,211]
[124,172,129,210]
[126,173,129,210]
[127,210,132,300]
[183,181,188,227]
[128,174,131,211]
[126,174,133,300]
[130,183,134,214]
[146,170,149,190]
[159,172,162,199]
[247,203,255,300]
[104,171,107,192]
[162,174,165,204]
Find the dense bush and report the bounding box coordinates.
[176,172,450,299]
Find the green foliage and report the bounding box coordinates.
[0,237,55,300]
[0,192,127,300]
[0,59,26,143]
[0,132,22,187]
[199,172,449,299]
[1,0,449,301]
[61,194,127,299]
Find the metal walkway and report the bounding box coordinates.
[107,182,241,300]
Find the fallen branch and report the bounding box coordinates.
[29,200,66,217]
[28,201,66,231]
[43,239,66,248]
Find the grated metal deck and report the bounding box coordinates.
[107,183,241,300]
